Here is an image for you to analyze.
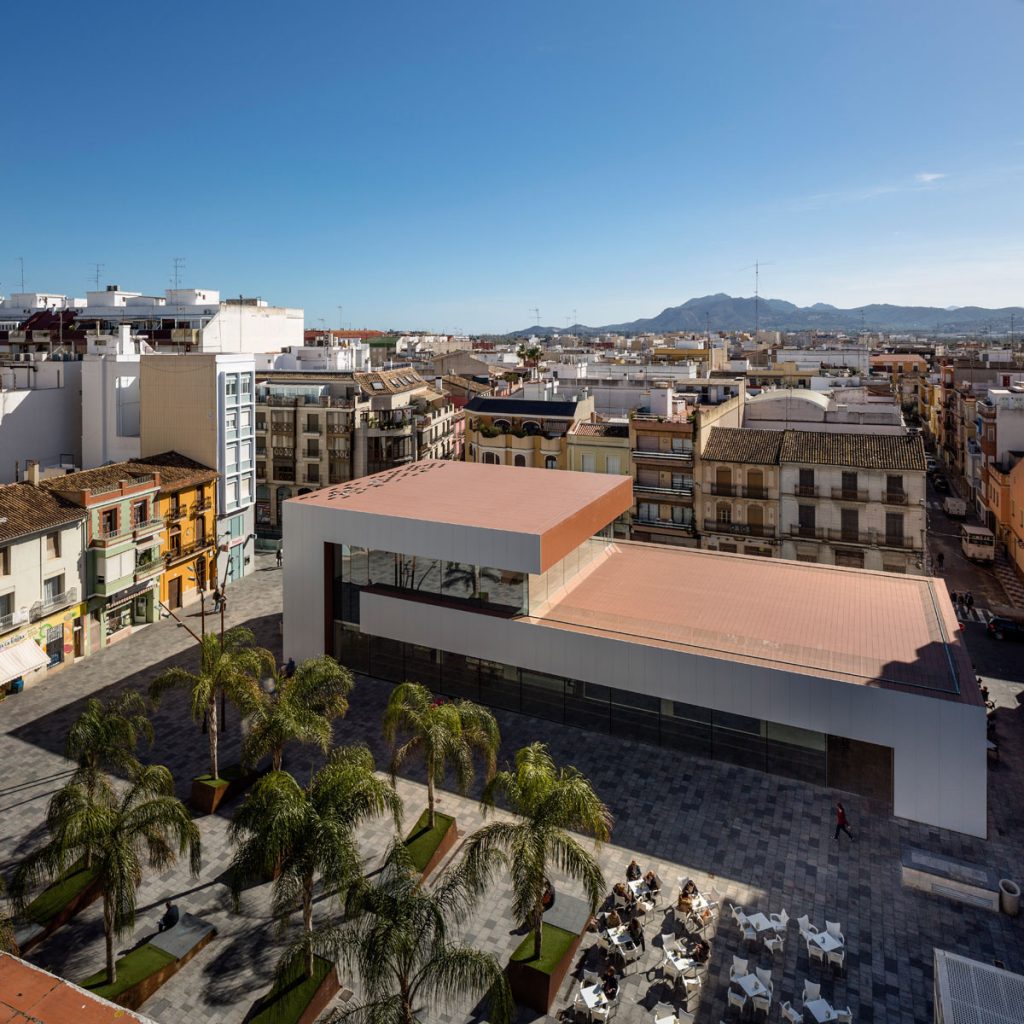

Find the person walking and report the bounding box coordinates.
[276,546,283,569]
[833,801,854,843]
[965,591,974,613]
[936,551,944,571]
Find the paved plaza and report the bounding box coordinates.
[1,552,1023,1024]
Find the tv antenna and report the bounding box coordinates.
[337,305,344,330]
[172,257,186,290]
[738,261,773,335]
[17,256,24,293]
[92,263,105,290]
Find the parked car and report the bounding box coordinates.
[926,458,938,472]
[987,617,1024,641]
[933,476,949,493]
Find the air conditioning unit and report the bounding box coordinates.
[934,948,1024,1023]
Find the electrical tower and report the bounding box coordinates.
[531,307,541,328]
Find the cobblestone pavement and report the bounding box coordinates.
[1,553,1023,1024]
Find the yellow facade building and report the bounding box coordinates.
[156,464,219,610]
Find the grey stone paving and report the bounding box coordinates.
[1,552,1023,1024]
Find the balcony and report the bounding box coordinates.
[164,507,189,525]
[824,529,920,550]
[302,448,321,460]
[633,483,694,499]
[270,422,294,434]
[632,448,693,463]
[302,423,322,435]
[703,519,776,538]
[831,488,869,503]
[793,484,818,498]
[131,517,166,538]
[882,491,908,506]
[272,466,296,482]
[165,541,214,567]
[193,498,212,515]
[708,484,770,499]
[634,516,694,533]
[0,609,28,632]
[30,588,78,621]
[91,525,133,547]
[272,446,295,458]
[789,525,826,540]
[134,557,164,580]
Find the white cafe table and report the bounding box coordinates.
[808,931,843,954]
[733,973,768,1000]
[580,984,608,1013]
[745,912,777,932]
[804,997,841,1022]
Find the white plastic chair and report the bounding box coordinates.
[730,955,748,981]
[752,991,772,1018]
[835,1007,852,1024]
[796,915,818,941]
[825,920,844,944]
[742,923,758,945]
[592,999,618,1023]
[729,903,746,926]
[621,941,644,973]
[770,908,790,931]
[780,1001,803,1023]
[802,979,820,1002]
[659,932,676,950]
[764,933,785,956]
[807,939,826,967]
[727,989,748,1015]
[662,952,682,986]
[755,967,773,993]
[583,968,600,986]
[828,947,846,974]
[653,1009,677,1024]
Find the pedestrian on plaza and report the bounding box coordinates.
[833,801,854,843]
[157,901,179,932]
[212,589,222,612]
[949,590,958,606]
[936,551,944,571]
[276,547,283,569]
[285,657,296,679]
[965,591,974,612]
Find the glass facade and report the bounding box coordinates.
[331,624,890,805]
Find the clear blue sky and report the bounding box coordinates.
[5,0,1023,333]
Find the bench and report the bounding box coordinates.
[901,847,1001,913]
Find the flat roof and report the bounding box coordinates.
[288,461,633,574]
[533,541,976,700]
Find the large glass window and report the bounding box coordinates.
[520,668,565,722]
[372,636,405,682]
[712,710,765,770]
[610,686,661,746]
[766,722,826,783]
[440,651,480,701]
[404,644,440,689]
[660,700,712,758]
[478,658,520,712]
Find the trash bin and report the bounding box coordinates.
[8,677,24,695]
[999,879,1020,917]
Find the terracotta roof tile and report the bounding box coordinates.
[352,369,425,395]
[780,430,926,471]
[702,427,783,464]
[572,421,630,438]
[40,452,217,497]
[0,484,85,544]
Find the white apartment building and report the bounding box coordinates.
[0,483,87,690]
[140,354,257,583]
[282,461,985,838]
[80,326,143,468]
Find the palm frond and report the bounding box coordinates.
[415,945,512,1024]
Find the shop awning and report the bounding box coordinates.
[0,638,49,684]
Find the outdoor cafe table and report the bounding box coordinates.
[804,997,842,1022]
[629,879,651,899]
[581,984,609,1015]
[745,912,778,933]
[808,931,844,954]
[665,948,696,974]
[733,973,769,1000]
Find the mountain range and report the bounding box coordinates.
[509,293,1024,337]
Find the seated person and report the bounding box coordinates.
[644,870,661,893]
[541,878,555,911]
[627,915,645,951]
[625,858,642,882]
[157,900,179,933]
[681,879,698,897]
[605,908,622,930]
[601,965,619,999]
[692,939,710,963]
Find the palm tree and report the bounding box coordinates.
[13,764,200,985]
[0,878,17,955]
[149,627,274,781]
[382,683,500,829]
[461,742,611,960]
[228,745,402,978]
[242,656,354,772]
[300,842,513,1024]
[65,692,154,864]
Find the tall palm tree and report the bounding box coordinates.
[242,656,354,772]
[461,742,612,960]
[300,842,512,1024]
[0,878,17,955]
[65,692,154,864]
[229,745,402,978]
[149,627,274,781]
[382,683,500,829]
[13,764,200,985]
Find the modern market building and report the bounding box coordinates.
[282,460,986,838]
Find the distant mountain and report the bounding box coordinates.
[507,293,1024,336]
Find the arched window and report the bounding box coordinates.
[493,419,511,433]
[545,456,557,469]
[483,452,499,465]
[514,454,526,467]
[523,420,542,435]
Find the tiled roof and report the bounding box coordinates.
[442,374,491,394]
[0,484,85,544]
[41,452,218,497]
[572,421,630,438]
[780,430,926,471]
[352,369,425,395]
[702,427,783,465]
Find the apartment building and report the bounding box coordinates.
[463,394,595,469]
[566,421,631,539]
[254,369,460,536]
[283,460,985,837]
[38,454,218,650]
[140,355,256,582]
[630,410,698,546]
[0,484,87,690]
[976,385,1024,530]
[699,429,781,557]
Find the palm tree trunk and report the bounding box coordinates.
[272,747,283,773]
[208,697,219,780]
[426,766,435,829]
[103,892,116,985]
[302,872,314,979]
[533,900,543,960]
[401,979,415,1024]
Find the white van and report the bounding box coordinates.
[961,524,995,564]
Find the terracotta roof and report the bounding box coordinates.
[0,954,157,1023]
[41,452,218,497]
[352,369,425,395]
[442,374,491,394]
[0,484,85,543]
[571,421,630,438]
[702,427,783,465]
[780,430,926,471]
[535,541,974,699]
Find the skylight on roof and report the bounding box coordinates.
[371,381,385,390]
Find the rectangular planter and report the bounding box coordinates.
[246,955,341,1024]
[190,763,265,815]
[506,922,584,1014]
[403,810,458,880]
[16,861,101,955]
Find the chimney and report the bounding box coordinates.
[26,459,40,486]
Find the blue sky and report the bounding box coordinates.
[5,0,1023,332]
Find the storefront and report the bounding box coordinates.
[0,632,50,692]
[99,581,158,647]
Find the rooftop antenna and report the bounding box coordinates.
[572,308,578,331]
[17,257,24,293]
[172,257,186,290]
[755,260,759,335]
[705,312,710,341]
[337,305,344,330]
[93,263,105,290]
[531,307,541,329]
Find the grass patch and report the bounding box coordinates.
[193,773,231,789]
[403,809,454,873]
[510,922,576,974]
[82,943,176,1001]
[25,860,97,925]
[249,955,332,1024]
